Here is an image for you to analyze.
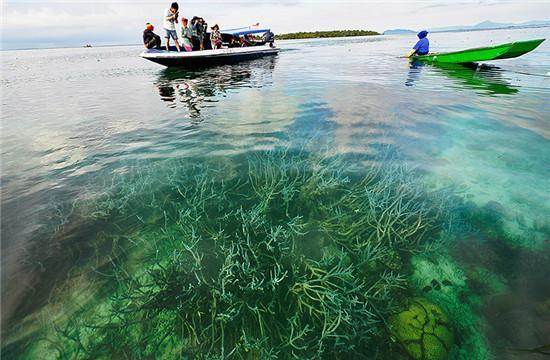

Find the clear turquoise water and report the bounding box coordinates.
[2,28,549,359]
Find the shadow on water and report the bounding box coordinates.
[154,56,278,117]
[406,61,519,96]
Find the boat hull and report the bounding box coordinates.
[495,38,546,60]
[414,39,545,64]
[141,46,280,68]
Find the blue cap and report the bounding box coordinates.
[417,30,429,39]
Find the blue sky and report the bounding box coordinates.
[1,0,549,49]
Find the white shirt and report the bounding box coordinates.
[163,8,177,30]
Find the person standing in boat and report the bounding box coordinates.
[196,18,207,50]
[180,18,194,51]
[210,24,222,49]
[189,17,200,50]
[163,2,182,52]
[407,30,430,57]
[143,23,162,49]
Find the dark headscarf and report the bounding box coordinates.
[417,30,429,39]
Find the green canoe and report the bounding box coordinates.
[414,38,545,64]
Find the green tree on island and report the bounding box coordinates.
[276,30,380,40]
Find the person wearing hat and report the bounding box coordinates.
[408,30,430,57]
[210,24,222,49]
[143,23,162,49]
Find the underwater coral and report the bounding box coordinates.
[389,297,454,360]
[5,146,545,360]
[1,148,463,359]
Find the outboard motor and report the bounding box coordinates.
[262,31,275,48]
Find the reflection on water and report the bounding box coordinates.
[407,61,519,95]
[155,57,277,117]
[1,56,280,338]
[1,28,549,359]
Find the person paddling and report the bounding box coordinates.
[408,30,430,57]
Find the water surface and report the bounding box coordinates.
[2,28,549,359]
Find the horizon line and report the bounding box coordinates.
[2,23,549,52]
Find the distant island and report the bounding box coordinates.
[383,19,550,35]
[383,29,416,35]
[432,19,550,33]
[276,30,380,40]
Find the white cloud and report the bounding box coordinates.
[2,0,549,49]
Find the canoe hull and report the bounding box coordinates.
[141,46,280,68]
[495,38,546,60]
[414,39,545,64]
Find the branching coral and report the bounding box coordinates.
[16,148,456,359]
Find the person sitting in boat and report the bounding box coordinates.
[210,24,222,49]
[242,34,256,46]
[226,35,240,48]
[143,23,162,49]
[180,17,194,51]
[163,2,182,52]
[239,37,248,47]
[241,36,254,47]
[408,30,430,57]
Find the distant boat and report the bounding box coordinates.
[141,28,279,68]
[84,44,93,48]
[414,38,545,64]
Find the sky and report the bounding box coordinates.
[1,0,549,50]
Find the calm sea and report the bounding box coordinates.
[2,28,549,359]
